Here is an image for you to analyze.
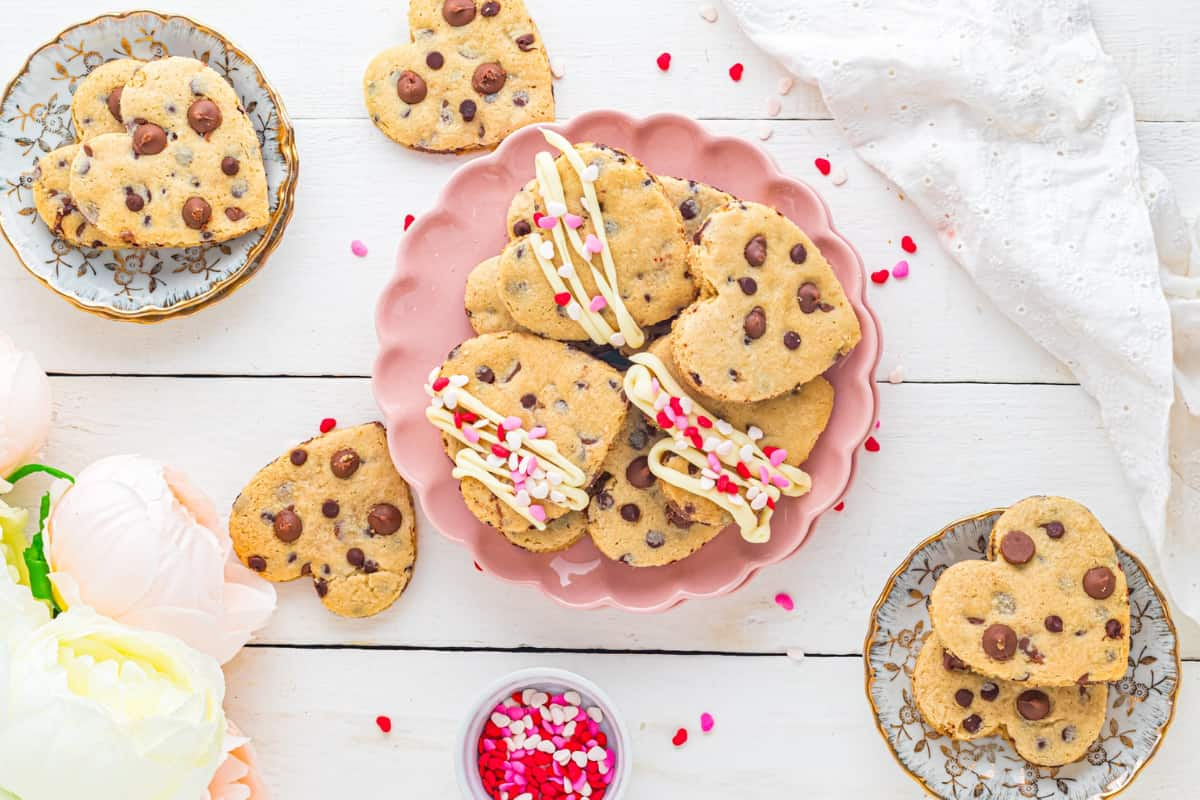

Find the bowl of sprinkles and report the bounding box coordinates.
[456,667,631,800]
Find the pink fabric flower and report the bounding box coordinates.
[47,455,276,664]
[207,720,270,800]
[0,332,51,478]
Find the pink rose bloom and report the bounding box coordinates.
[0,332,51,478]
[47,454,276,664]
[208,720,270,800]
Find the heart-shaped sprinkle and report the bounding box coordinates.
[892,260,910,279]
[539,240,556,259]
[547,200,568,217]
[657,52,672,71]
[319,418,337,433]
[699,5,718,22]
[564,213,583,229]
[581,164,599,183]
[864,436,880,452]
[901,235,917,253]
[700,712,715,733]
[834,502,845,511]
[554,292,571,307]
[672,728,688,747]
[814,157,832,176]
[766,96,782,117]
[533,211,545,227]
[870,269,890,284]
[404,214,415,231]
[775,592,795,611]
[584,233,603,254]
[537,214,558,229]
[589,295,607,312]
[375,715,392,733]
[351,240,368,257]
[729,63,745,81]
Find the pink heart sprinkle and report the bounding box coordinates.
[564,213,583,229]
[502,416,522,430]
[537,215,558,230]
[463,427,480,444]
[529,505,547,522]
[892,260,910,279]
[700,712,715,733]
[584,234,603,254]
[350,240,368,257]
[774,592,795,611]
[770,474,790,489]
[768,448,788,467]
[588,295,607,312]
[528,426,547,439]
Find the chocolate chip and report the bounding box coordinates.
[331,448,361,479]
[290,448,308,466]
[247,555,267,572]
[300,562,311,575]
[1041,520,1065,539]
[443,0,477,25]
[124,191,144,212]
[1083,566,1116,599]
[132,123,167,155]
[520,393,537,409]
[460,99,478,121]
[221,156,240,176]
[737,277,758,295]
[982,624,1017,661]
[1105,619,1124,639]
[962,715,982,734]
[664,502,693,529]
[322,500,340,518]
[954,688,974,708]
[516,34,536,51]
[967,616,985,624]
[624,456,655,489]
[1000,530,1036,564]
[346,547,365,568]
[679,198,699,220]
[1062,725,1077,742]
[619,503,641,522]
[469,366,494,385]
[225,207,245,222]
[942,651,968,672]
[314,578,329,598]
[797,282,821,313]
[512,219,531,237]
[1044,615,1063,633]
[397,70,428,104]
[1017,689,1051,721]
[980,682,999,701]
[187,98,222,134]
[368,503,403,535]
[596,491,613,510]
[182,197,211,229]
[273,509,303,542]
[364,560,379,574]
[744,234,767,266]
[107,86,124,122]
[481,0,500,15]
[783,331,801,350]
[426,51,445,69]
[472,62,507,95]
[645,530,665,548]
[790,243,807,264]
[743,306,767,339]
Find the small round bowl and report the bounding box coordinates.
[455,667,632,800]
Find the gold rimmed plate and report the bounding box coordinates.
[864,509,1179,800]
[0,9,298,322]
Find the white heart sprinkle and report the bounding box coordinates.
[581,164,599,183]
[550,58,566,79]
[547,201,568,217]
[609,333,626,347]
[748,425,764,441]
[888,365,905,384]
[557,264,576,279]
[778,76,795,95]
[563,691,581,706]
[587,707,603,723]
[539,240,556,259]
[449,373,469,387]
[766,96,782,117]
[699,4,718,22]
[716,419,733,435]
[572,750,587,768]
[830,166,848,186]
[755,121,773,140]
[566,302,581,320]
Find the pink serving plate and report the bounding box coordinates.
[374,111,881,612]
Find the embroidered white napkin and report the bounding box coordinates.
[725,0,1200,620]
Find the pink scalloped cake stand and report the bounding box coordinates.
[374,111,881,612]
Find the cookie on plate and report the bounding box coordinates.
[230,422,417,618]
[913,633,1107,766]
[672,200,861,403]
[32,145,119,248]
[70,58,142,140]
[659,176,734,243]
[363,0,554,152]
[497,141,696,347]
[429,331,626,533]
[465,255,528,335]
[69,56,270,247]
[929,496,1131,686]
[587,410,729,567]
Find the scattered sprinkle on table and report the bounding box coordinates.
[778,76,795,95]
[901,235,917,253]
[774,592,794,611]
[699,712,715,733]
[672,728,688,747]
[657,52,672,71]
[834,502,845,512]
[699,4,718,22]
[870,269,889,285]
[814,157,831,176]
[892,260,910,279]
[888,365,905,384]
[404,214,416,231]
[550,58,566,79]
[755,121,773,141]
[319,417,337,433]
[765,96,782,117]
[728,63,744,82]
[350,240,368,257]
[786,649,806,662]
[864,436,881,453]
[829,166,848,186]
[376,715,392,733]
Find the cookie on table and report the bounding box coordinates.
[658,176,734,243]
[929,496,1131,686]
[70,58,142,140]
[465,255,528,335]
[672,200,861,403]
[68,56,270,248]
[497,142,696,343]
[434,331,627,533]
[587,410,729,567]
[32,145,120,248]
[230,422,417,618]
[363,0,554,152]
[913,633,1107,766]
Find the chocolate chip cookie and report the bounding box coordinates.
[659,176,734,243]
[230,422,417,618]
[32,145,120,248]
[465,255,528,335]
[70,58,142,140]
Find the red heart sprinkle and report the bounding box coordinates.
[319,418,336,433]
[554,292,571,306]
[728,63,744,81]
[870,270,890,284]
[901,235,917,253]
[404,214,415,231]
[865,436,880,452]
[473,561,482,572]
[834,502,845,512]
[533,212,545,226]
[375,715,392,733]
[672,728,688,747]
[657,52,672,71]
[814,157,832,176]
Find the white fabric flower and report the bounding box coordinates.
[0,333,52,478]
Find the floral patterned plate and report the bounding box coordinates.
[0,10,298,322]
[865,510,1179,800]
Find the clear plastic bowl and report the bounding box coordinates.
[454,667,632,800]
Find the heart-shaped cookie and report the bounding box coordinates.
[70,58,142,141]
[68,57,270,247]
[426,331,627,534]
[913,633,1107,766]
[33,145,120,248]
[363,0,554,152]
[672,200,862,403]
[465,255,529,335]
[496,138,696,347]
[929,496,1131,686]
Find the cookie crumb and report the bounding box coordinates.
[766,96,782,117]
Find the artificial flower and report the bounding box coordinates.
[47,455,276,664]
[0,535,48,645]
[207,720,270,800]
[0,333,51,479]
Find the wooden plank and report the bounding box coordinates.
[20,375,1196,656]
[4,119,1196,380]
[223,647,1198,798]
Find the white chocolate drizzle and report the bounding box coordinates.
[623,353,811,543]
[528,129,644,349]
[425,369,589,530]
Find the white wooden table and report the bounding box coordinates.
[2,1,1198,796]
